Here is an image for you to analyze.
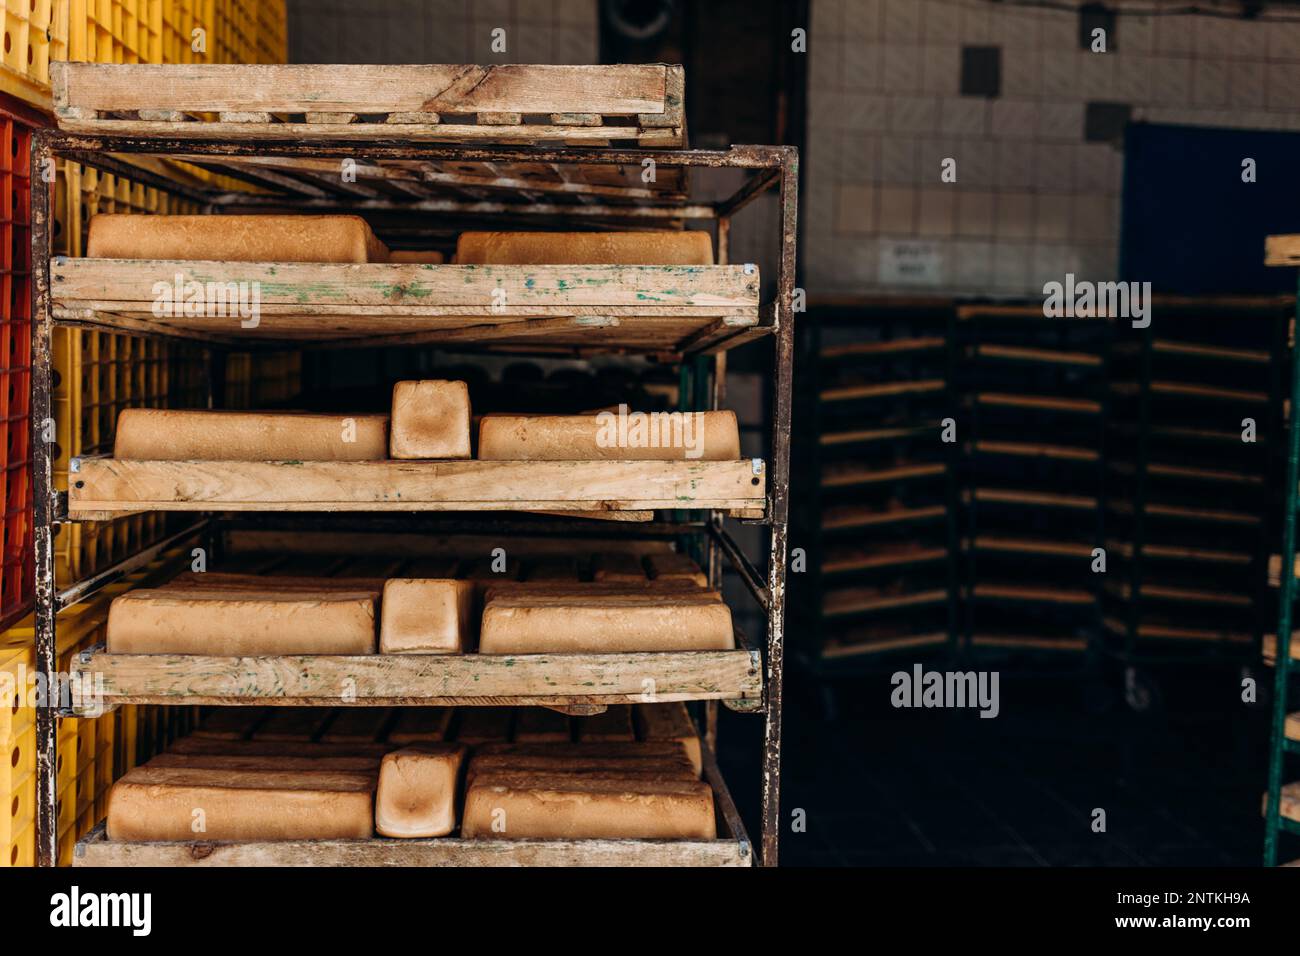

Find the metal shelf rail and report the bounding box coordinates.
[30,65,799,867]
[1263,238,1300,866]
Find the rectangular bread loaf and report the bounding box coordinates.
[192,707,267,740]
[634,702,703,776]
[453,707,515,744]
[477,410,740,461]
[166,572,385,595]
[106,766,376,842]
[147,752,383,773]
[113,409,389,461]
[320,707,394,743]
[591,551,648,583]
[379,579,475,654]
[107,590,376,655]
[389,380,472,459]
[375,744,467,838]
[251,708,338,742]
[87,214,389,263]
[644,553,708,586]
[455,230,713,265]
[168,737,389,758]
[478,594,734,654]
[461,776,716,840]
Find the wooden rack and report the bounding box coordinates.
[31,63,799,867]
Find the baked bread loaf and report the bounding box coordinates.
[379,579,475,654]
[106,765,376,842]
[113,409,388,461]
[388,380,472,459]
[374,744,467,838]
[477,410,740,461]
[87,214,389,263]
[107,590,377,655]
[455,230,714,265]
[478,591,734,654]
[634,703,703,776]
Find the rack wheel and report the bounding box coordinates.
[1123,665,1162,713]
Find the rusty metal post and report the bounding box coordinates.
[31,131,58,867]
[761,146,798,867]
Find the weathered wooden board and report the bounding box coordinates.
[52,259,760,352]
[69,646,764,707]
[52,63,685,147]
[73,749,752,867]
[68,459,767,514]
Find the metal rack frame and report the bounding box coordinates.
[30,129,799,867]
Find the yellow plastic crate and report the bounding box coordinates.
[67,0,164,65]
[0,0,68,108]
[7,819,33,867]
[2,768,33,856]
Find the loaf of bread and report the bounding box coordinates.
[466,755,696,785]
[478,592,734,654]
[374,744,467,838]
[477,410,740,461]
[87,214,389,263]
[113,409,389,461]
[106,765,376,841]
[379,579,475,654]
[386,249,445,264]
[455,231,714,265]
[107,590,377,655]
[388,380,472,459]
[147,752,383,773]
[166,572,386,595]
[591,552,648,583]
[634,703,703,776]
[644,553,709,587]
[461,775,716,840]
[522,557,579,582]
[168,737,390,758]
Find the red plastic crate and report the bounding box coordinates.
[0,105,31,633]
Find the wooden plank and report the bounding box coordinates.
[54,63,672,117]
[68,459,766,514]
[820,379,944,402]
[72,770,748,867]
[974,343,1101,366]
[53,260,759,312]
[70,647,763,708]
[1265,234,1300,266]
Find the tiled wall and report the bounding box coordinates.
[289,0,596,64]
[807,0,1300,296]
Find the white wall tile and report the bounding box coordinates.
[1120,15,1154,55]
[843,41,881,91]
[882,43,923,92]
[844,0,881,40]
[1033,193,1071,242]
[811,37,844,90]
[993,241,1032,290]
[839,132,880,183]
[891,95,940,133]
[883,0,922,43]
[1033,142,1075,192]
[939,96,987,135]
[1150,55,1193,105]
[990,98,1039,138]
[956,190,995,237]
[952,239,994,287]
[1229,60,1266,109]
[1037,100,1082,141]
[835,184,878,235]
[879,186,917,233]
[918,187,956,237]
[1153,15,1194,56]
[1193,57,1229,108]
[922,44,960,95]
[995,192,1034,240]
[995,140,1034,189]
[1002,48,1041,99]
[880,136,920,184]
[842,93,889,130]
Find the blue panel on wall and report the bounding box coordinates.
[1121,123,1300,294]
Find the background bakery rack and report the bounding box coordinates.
[31,62,799,867]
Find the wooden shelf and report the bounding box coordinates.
[970,634,1088,652]
[821,503,946,531]
[821,630,948,659]
[973,392,1101,415]
[973,583,1093,606]
[972,535,1095,559]
[68,637,763,711]
[823,587,948,617]
[71,751,750,867]
[972,343,1101,367]
[820,379,944,403]
[67,458,767,519]
[820,460,944,488]
[823,543,947,574]
[51,259,763,355]
[819,336,944,360]
[970,440,1099,463]
[54,63,687,149]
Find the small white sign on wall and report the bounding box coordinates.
[879,241,943,285]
